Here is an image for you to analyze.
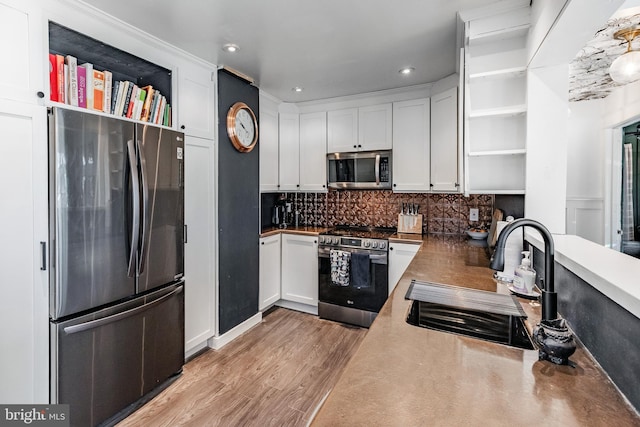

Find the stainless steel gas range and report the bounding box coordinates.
[318,226,394,328]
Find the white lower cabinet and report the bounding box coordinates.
[184,137,215,354]
[0,100,48,403]
[281,233,318,306]
[388,242,421,295]
[259,234,281,310]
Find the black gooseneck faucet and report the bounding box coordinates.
[490,218,557,321]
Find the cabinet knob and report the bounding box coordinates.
[36,91,45,99]
[322,184,325,188]
[353,145,357,148]
[261,242,265,245]
[393,184,397,187]
[180,125,186,130]
[296,184,300,188]
[390,247,394,251]
[358,144,362,148]
[314,240,317,244]
[430,183,434,187]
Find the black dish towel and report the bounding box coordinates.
[351,252,371,289]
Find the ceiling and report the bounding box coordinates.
[80,0,498,102]
[569,4,640,102]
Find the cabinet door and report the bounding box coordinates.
[184,137,215,353]
[259,234,281,310]
[392,98,430,192]
[388,242,421,295]
[259,98,279,192]
[278,113,300,191]
[0,100,48,403]
[359,103,392,151]
[431,87,460,192]
[177,63,215,139]
[0,0,44,104]
[281,234,318,306]
[327,108,358,153]
[299,111,327,191]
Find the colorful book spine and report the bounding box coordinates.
[132,86,147,121]
[125,85,138,118]
[56,55,65,103]
[92,70,105,111]
[80,63,94,110]
[77,66,87,108]
[49,53,58,102]
[103,70,113,113]
[140,85,154,121]
[115,81,128,116]
[65,55,78,107]
[121,82,134,117]
[63,64,69,104]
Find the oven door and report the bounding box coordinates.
[318,246,389,312]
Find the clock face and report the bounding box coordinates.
[227,102,258,152]
[235,108,255,147]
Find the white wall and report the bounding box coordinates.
[525,64,569,234]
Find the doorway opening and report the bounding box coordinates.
[621,120,640,258]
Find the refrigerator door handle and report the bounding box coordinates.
[127,140,141,278]
[137,138,150,274]
[40,241,47,270]
[63,285,183,335]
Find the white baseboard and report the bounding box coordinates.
[275,300,318,315]
[184,339,210,361]
[209,312,262,350]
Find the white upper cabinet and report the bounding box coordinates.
[177,63,215,139]
[463,4,530,195]
[392,98,431,192]
[278,112,300,191]
[0,0,44,104]
[358,103,392,151]
[299,111,327,191]
[327,108,358,153]
[430,87,460,192]
[259,94,280,192]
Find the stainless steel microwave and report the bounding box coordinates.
[327,150,391,189]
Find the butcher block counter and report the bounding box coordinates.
[311,235,639,426]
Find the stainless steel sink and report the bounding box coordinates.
[405,280,535,350]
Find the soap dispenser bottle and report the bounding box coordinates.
[513,251,536,294]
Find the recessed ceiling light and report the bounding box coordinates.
[292,86,304,93]
[399,67,415,75]
[222,43,239,53]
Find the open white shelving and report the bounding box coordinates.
[463,4,530,196]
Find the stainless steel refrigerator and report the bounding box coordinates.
[48,107,185,427]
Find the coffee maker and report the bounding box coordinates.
[272,194,292,228]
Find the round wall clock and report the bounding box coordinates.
[226,102,258,153]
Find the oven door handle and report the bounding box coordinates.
[318,248,387,262]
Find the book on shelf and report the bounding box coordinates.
[121,82,134,117]
[65,55,78,107]
[163,104,171,127]
[149,90,161,123]
[125,85,138,118]
[155,95,166,125]
[63,64,69,104]
[55,54,65,103]
[77,65,87,108]
[48,54,58,102]
[115,81,128,116]
[92,70,105,111]
[103,71,113,113]
[140,85,154,121]
[132,86,147,121]
[79,63,94,111]
[110,81,120,115]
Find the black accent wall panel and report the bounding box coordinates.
[218,70,259,334]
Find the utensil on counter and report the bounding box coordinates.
[488,208,504,247]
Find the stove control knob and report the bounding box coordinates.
[364,240,371,248]
[332,237,339,245]
[379,241,386,249]
[372,241,378,249]
[319,236,325,244]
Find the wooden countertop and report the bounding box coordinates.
[259,226,329,238]
[311,235,639,426]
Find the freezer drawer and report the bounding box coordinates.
[51,282,184,427]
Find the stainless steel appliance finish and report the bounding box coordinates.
[318,227,393,327]
[327,150,391,189]
[48,108,185,427]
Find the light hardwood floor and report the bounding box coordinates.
[117,307,367,427]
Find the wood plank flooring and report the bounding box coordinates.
[117,307,367,427]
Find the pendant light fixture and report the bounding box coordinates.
[609,26,640,84]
